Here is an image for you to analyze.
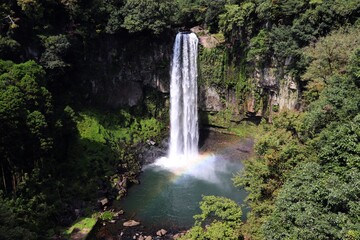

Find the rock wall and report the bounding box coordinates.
[77,30,300,125]
[197,30,300,126]
[76,32,173,108]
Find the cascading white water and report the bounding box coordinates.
[169,32,199,159]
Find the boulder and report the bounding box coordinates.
[173,233,185,239]
[113,210,124,218]
[156,229,167,236]
[98,198,108,207]
[289,81,297,90]
[123,220,140,227]
[145,236,152,240]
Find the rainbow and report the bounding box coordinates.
[149,152,226,184]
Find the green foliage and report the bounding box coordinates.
[16,0,44,20]
[219,3,255,40]
[76,109,165,145]
[0,168,65,239]
[105,8,124,34]
[175,0,206,27]
[302,75,360,138]
[40,35,70,71]
[198,45,250,110]
[0,193,36,240]
[263,162,360,240]
[233,111,307,239]
[247,30,270,65]
[350,48,360,85]
[181,196,242,240]
[99,211,114,221]
[302,26,360,103]
[64,216,97,235]
[121,0,176,34]
[229,121,258,138]
[175,0,228,32]
[239,25,360,239]
[199,46,226,86]
[67,108,164,200]
[275,0,308,19]
[0,36,20,60]
[269,25,299,63]
[315,116,360,174]
[0,60,54,191]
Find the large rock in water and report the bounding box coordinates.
[123,220,140,227]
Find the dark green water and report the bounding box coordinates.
[118,154,247,229]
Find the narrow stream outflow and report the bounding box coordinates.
[169,32,199,159]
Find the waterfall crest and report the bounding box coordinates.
[169,32,199,159]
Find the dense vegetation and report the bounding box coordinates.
[0,0,359,239]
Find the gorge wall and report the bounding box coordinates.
[75,32,173,109]
[77,30,300,125]
[196,29,300,126]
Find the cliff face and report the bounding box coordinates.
[76,33,173,109]
[197,30,300,126]
[78,31,300,124]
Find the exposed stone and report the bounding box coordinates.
[191,26,223,48]
[199,35,220,48]
[138,235,145,240]
[289,81,297,90]
[246,94,256,113]
[173,233,185,239]
[156,229,167,236]
[113,210,124,218]
[199,86,224,112]
[145,236,152,240]
[146,140,156,146]
[98,198,108,207]
[80,34,172,108]
[190,26,203,33]
[254,67,278,87]
[250,59,300,116]
[74,209,80,217]
[139,139,168,165]
[123,220,140,227]
[277,75,299,111]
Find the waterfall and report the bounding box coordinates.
[169,32,199,159]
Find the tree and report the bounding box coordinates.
[40,34,70,71]
[0,60,54,192]
[121,0,176,34]
[0,192,35,240]
[263,162,360,240]
[302,26,360,103]
[316,117,360,174]
[219,3,255,41]
[302,75,360,138]
[181,196,242,240]
[269,25,299,64]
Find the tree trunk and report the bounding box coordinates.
[1,163,7,193]
[12,174,16,195]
